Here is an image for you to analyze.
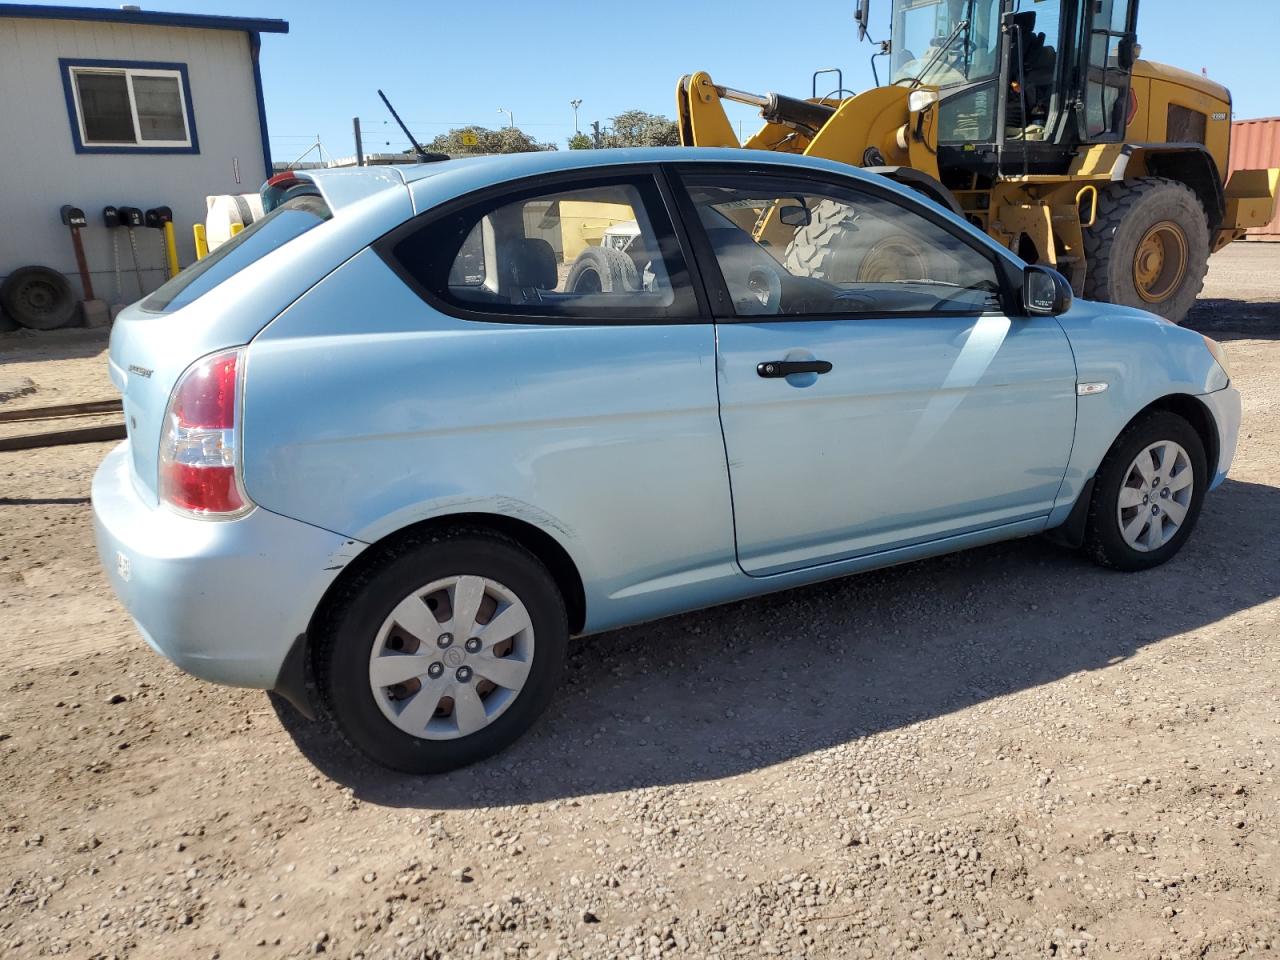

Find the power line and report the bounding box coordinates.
[356,118,568,128]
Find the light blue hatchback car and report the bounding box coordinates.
[93,148,1240,772]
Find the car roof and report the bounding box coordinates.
[401,147,869,183]
[301,147,878,194]
[295,147,1017,267]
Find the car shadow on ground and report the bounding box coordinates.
[272,476,1279,808]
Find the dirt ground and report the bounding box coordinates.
[1,244,1278,960]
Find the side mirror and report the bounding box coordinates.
[1023,265,1073,316]
[778,204,812,227]
[855,0,870,41]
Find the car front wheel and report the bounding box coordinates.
[316,529,568,773]
[1083,410,1208,571]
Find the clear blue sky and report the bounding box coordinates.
[29,0,1280,162]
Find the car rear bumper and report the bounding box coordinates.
[92,442,361,689]
[1201,386,1241,490]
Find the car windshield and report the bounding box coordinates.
[890,0,1003,87]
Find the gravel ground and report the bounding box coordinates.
[1,244,1278,960]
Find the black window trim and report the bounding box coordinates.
[373,164,710,326]
[662,161,1027,323]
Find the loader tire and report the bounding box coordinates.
[566,246,639,294]
[1083,177,1209,324]
[784,199,945,284]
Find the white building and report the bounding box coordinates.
[0,4,287,312]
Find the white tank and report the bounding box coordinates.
[204,193,264,251]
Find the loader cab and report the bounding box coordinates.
[890,0,1139,175]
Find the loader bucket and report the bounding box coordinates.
[1223,168,1280,232]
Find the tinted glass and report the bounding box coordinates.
[684,174,1004,318]
[1082,0,1132,139]
[390,176,698,322]
[132,75,186,141]
[75,72,134,143]
[143,195,331,313]
[938,84,997,142]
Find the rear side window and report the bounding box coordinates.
[383,175,698,323]
[143,194,331,313]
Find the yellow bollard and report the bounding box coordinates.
[192,223,209,261]
[162,221,180,278]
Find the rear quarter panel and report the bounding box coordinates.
[107,185,414,502]
[1049,302,1225,523]
[241,249,736,634]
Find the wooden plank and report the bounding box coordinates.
[0,399,122,424]
[0,423,126,452]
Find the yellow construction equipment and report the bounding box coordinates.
[676,0,1280,323]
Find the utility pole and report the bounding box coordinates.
[352,116,364,166]
[591,120,602,148]
[497,107,514,129]
[570,99,582,134]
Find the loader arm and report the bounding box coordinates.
[676,73,742,149]
[677,71,941,175]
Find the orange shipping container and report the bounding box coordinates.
[1230,117,1280,240]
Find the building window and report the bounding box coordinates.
[60,59,199,154]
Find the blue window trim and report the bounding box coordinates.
[248,33,273,177]
[0,5,286,35]
[60,58,201,156]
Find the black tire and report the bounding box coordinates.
[565,246,638,293]
[0,266,76,330]
[314,528,568,774]
[783,199,951,284]
[1083,177,1210,324]
[1083,410,1208,572]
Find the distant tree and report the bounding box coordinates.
[602,110,680,148]
[426,125,557,155]
[567,132,593,150]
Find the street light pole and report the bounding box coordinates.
[497,107,514,129]
[570,99,582,134]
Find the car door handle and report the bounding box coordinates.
[756,359,834,378]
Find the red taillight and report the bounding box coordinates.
[163,462,244,514]
[1127,88,1139,126]
[171,351,238,429]
[159,348,252,518]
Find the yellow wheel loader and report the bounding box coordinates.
[676,0,1279,323]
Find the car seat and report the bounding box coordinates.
[498,238,558,302]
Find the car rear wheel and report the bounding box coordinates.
[316,529,568,773]
[1083,410,1207,571]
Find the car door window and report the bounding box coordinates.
[681,173,1004,319]
[385,175,698,323]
